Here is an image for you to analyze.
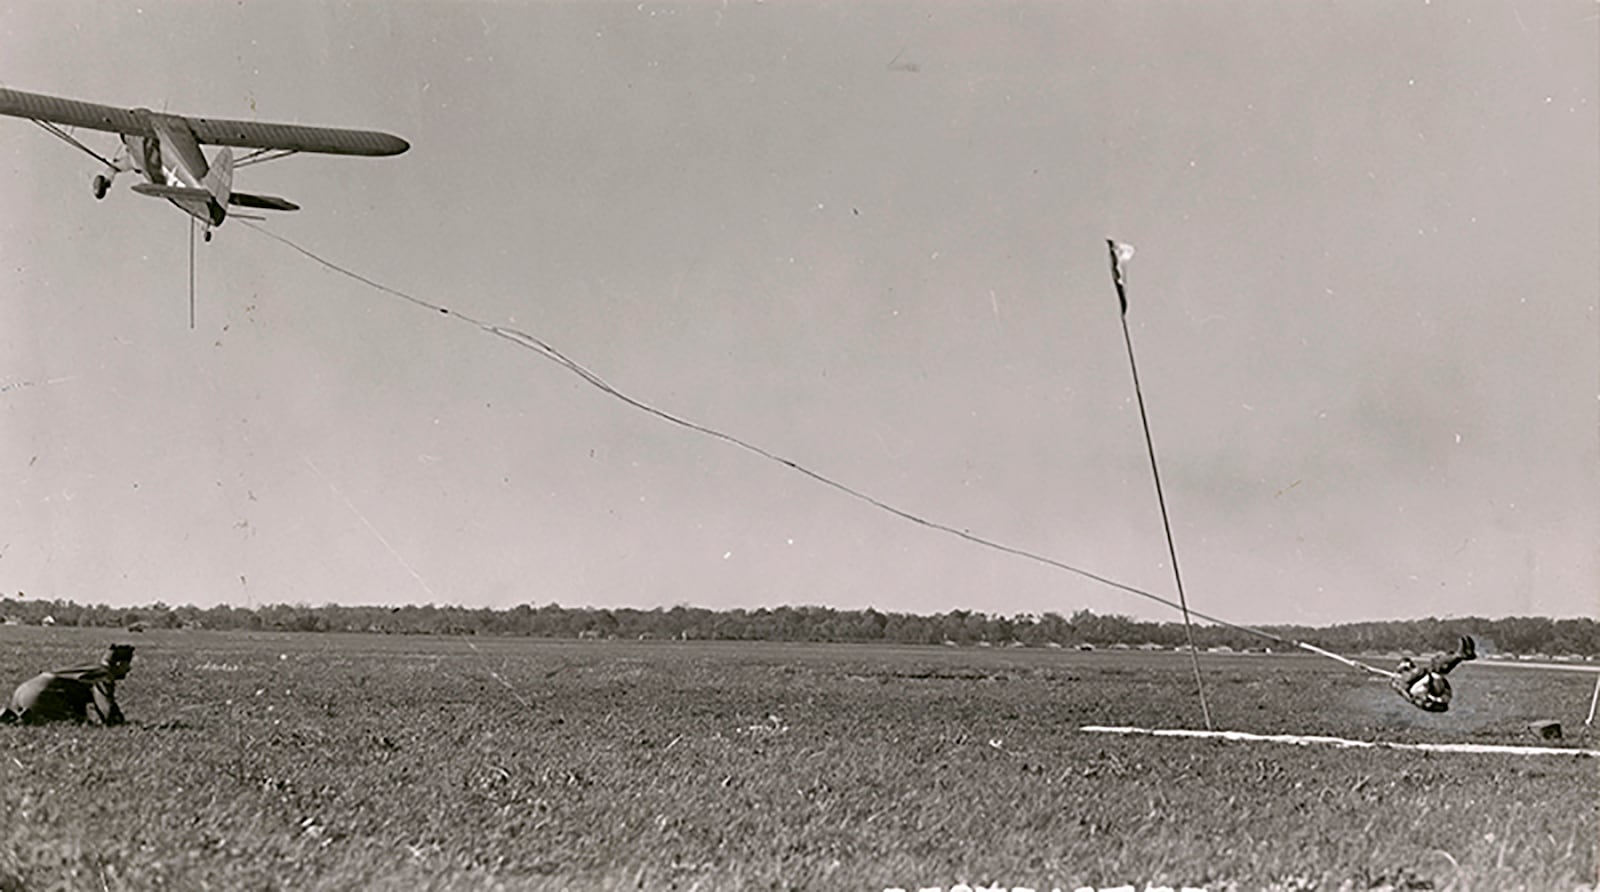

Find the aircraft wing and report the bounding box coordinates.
[185,116,409,157]
[0,87,148,135]
[0,86,408,157]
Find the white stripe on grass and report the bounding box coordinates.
[1080,725,1600,757]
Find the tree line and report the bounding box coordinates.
[0,596,1595,657]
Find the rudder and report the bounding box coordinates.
[203,146,233,209]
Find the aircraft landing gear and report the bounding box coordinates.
[91,145,131,200]
[203,228,212,243]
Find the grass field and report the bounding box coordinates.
[1,626,1596,891]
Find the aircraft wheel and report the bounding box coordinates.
[92,175,110,200]
[203,230,212,243]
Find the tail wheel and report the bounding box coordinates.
[92,174,111,200]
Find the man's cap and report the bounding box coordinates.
[105,644,136,662]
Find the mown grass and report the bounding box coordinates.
[1,626,1595,890]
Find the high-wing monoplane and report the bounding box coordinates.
[0,86,408,241]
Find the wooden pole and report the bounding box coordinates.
[1107,240,1213,730]
[1586,672,1599,727]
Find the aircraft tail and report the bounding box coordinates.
[131,182,227,226]
[203,147,233,209]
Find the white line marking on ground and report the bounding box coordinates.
[1080,726,1600,757]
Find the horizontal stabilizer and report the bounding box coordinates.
[131,182,211,201]
[228,191,299,212]
[131,183,297,212]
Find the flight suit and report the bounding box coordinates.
[1391,636,1475,713]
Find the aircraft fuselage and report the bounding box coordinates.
[115,110,226,227]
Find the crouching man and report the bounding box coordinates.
[0,644,135,725]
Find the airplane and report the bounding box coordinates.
[0,86,409,242]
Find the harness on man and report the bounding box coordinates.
[1388,641,1476,713]
[1392,667,1452,712]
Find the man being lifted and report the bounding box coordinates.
[1392,636,1476,712]
[0,644,135,725]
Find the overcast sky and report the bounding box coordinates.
[1,1,1594,625]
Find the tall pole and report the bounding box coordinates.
[1586,672,1600,727]
[1106,239,1214,730]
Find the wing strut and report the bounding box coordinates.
[31,118,118,168]
[234,147,298,168]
